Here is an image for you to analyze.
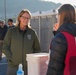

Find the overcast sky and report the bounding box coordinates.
[42,0,76,6]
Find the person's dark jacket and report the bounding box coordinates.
[52,31,58,36]
[8,25,15,29]
[47,23,76,75]
[0,25,8,40]
[2,26,41,69]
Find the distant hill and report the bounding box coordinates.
[0,0,62,19]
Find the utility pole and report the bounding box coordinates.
[4,0,6,23]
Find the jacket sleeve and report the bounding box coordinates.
[33,31,41,53]
[2,29,12,61]
[47,33,67,75]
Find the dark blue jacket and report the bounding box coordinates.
[47,23,76,75]
[0,25,8,40]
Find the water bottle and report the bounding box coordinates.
[17,64,24,75]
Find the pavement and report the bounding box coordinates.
[0,54,8,75]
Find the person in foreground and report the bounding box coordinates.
[46,4,76,75]
[2,9,41,75]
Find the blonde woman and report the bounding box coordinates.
[3,9,41,75]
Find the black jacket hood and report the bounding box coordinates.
[57,23,76,36]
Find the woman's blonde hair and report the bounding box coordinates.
[16,9,32,28]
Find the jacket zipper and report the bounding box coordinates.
[22,33,24,70]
